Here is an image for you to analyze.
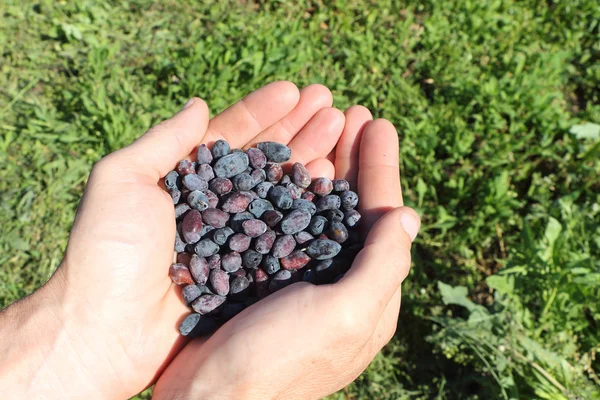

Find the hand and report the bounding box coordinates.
[152,112,421,399]
[0,81,342,399]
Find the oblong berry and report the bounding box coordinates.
[332,179,350,192]
[181,210,204,244]
[207,254,221,270]
[248,199,274,218]
[280,209,311,235]
[261,209,283,228]
[242,249,263,269]
[254,181,273,198]
[189,254,210,284]
[262,255,281,275]
[280,251,311,270]
[197,164,215,181]
[222,251,242,273]
[169,263,195,285]
[257,142,292,162]
[209,177,233,195]
[191,294,226,315]
[306,239,342,260]
[315,194,341,212]
[328,221,349,244]
[212,226,235,246]
[232,173,255,191]
[310,177,333,196]
[183,174,208,191]
[294,231,314,245]
[177,159,196,175]
[264,162,283,183]
[196,144,213,164]
[292,198,317,215]
[340,190,359,210]
[165,170,180,191]
[212,139,230,158]
[292,163,311,188]
[269,269,292,292]
[202,208,230,228]
[213,152,249,178]
[228,233,251,252]
[255,229,276,254]
[194,239,220,257]
[188,190,210,211]
[222,192,253,213]
[242,219,268,237]
[246,147,267,169]
[344,209,361,227]
[269,186,292,209]
[175,203,191,219]
[272,234,296,258]
[230,211,255,232]
[209,269,230,296]
[182,284,203,305]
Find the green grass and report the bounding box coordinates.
[1,0,599,398]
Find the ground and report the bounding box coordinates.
[1,1,599,399]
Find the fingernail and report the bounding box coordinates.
[182,98,195,110]
[400,212,420,242]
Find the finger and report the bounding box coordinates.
[357,119,403,230]
[286,107,345,165]
[305,158,335,181]
[244,84,333,148]
[116,98,210,179]
[335,106,372,186]
[204,81,300,148]
[337,207,420,323]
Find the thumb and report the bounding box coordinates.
[336,206,420,321]
[116,97,210,179]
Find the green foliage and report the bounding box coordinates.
[1,1,599,399]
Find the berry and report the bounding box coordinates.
[257,141,291,162]
[212,139,230,158]
[264,162,283,183]
[316,194,341,212]
[280,209,312,234]
[310,177,333,196]
[213,152,250,178]
[285,182,303,200]
[251,168,266,185]
[170,190,181,204]
[175,203,191,218]
[209,177,233,195]
[255,229,276,254]
[187,190,210,211]
[194,239,220,257]
[291,198,317,215]
[191,294,226,315]
[344,209,361,227]
[230,211,255,232]
[291,162,311,188]
[207,254,221,270]
[328,221,349,244]
[248,198,274,218]
[165,170,180,191]
[322,208,344,222]
[280,251,311,270]
[182,284,203,305]
[301,191,315,201]
[269,185,293,209]
[306,239,342,260]
[221,192,253,213]
[183,174,208,191]
[177,159,196,175]
[222,252,242,273]
[340,191,359,210]
[174,230,186,252]
[181,210,203,244]
[228,233,251,252]
[196,144,213,164]
[307,215,328,236]
[212,226,235,246]
[254,181,273,198]
[169,263,195,285]
[294,231,314,245]
[189,255,209,284]
[202,208,230,228]
[209,269,230,296]
[272,234,296,258]
[242,219,268,237]
[229,276,250,300]
[197,164,215,181]
[332,179,350,192]
[262,255,281,275]
[232,173,255,191]
[246,147,267,169]
[261,209,283,227]
[242,250,263,269]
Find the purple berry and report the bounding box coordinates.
[228,233,251,252]
[221,192,253,213]
[229,276,250,300]
[207,254,221,270]
[272,234,296,258]
[285,182,303,200]
[189,254,210,284]
[191,294,226,315]
[177,159,196,175]
[170,189,181,204]
[242,219,268,237]
[230,211,254,232]
[175,203,190,218]
[294,231,314,245]
[175,230,186,252]
[169,263,195,285]
[262,209,283,228]
[250,168,266,185]
[177,252,192,266]
[202,208,230,228]
[264,162,283,183]
[262,255,281,275]
[179,313,217,337]
[209,269,230,296]
[280,174,291,185]
[197,164,215,181]
[269,269,292,292]
[280,209,312,235]
[246,148,267,169]
[332,179,350,192]
[322,208,344,222]
[344,209,361,227]
[222,251,242,273]
[196,144,213,164]
[292,163,311,188]
[301,191,316,201]
[255,229,276,254]
[310,177,333,196]
[209,177,233,195]
[181,210,204,244]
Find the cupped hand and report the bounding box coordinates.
[47,82,341,398]
[152,110,421,399]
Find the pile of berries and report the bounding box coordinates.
[166,140,362,337]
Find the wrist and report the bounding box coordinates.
[0,268,125,399]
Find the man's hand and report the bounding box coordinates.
[0,81,346,399]
[152,116,421,399]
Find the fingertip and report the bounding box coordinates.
[302,84,333,108]
[397,207,421,242]
[344,105,373,121]
[266,80,301,106]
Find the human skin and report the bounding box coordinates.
[0,81,419,399]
